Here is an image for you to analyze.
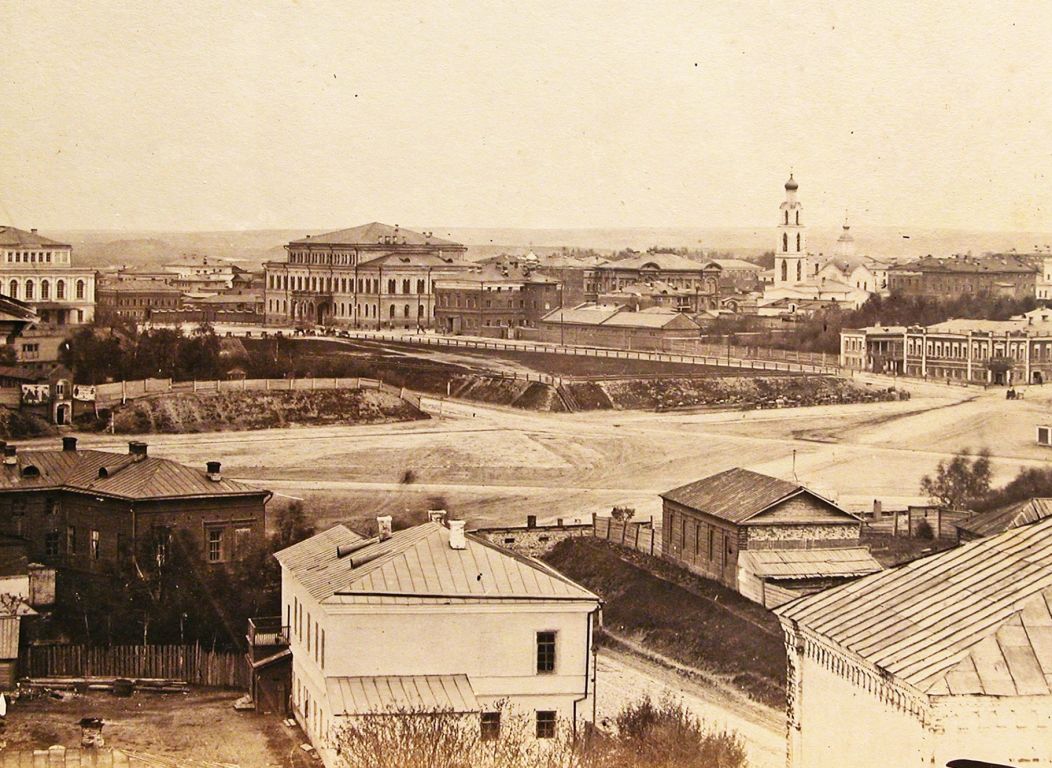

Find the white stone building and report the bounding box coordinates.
[776,515,1052,768]
[274,517,601,767]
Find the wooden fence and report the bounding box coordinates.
[19,643,250,689]
[311,330,837,376]
[593,517,662,557]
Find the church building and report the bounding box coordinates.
[761,175,872,313]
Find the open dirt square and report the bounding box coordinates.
[32,375,1051,532]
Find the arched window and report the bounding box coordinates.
[418,304,425,317]
[796,261,802,281]
[77,279,85,299]
[56,280,65,299]
[403,304,410,318]
[389,305,395,318]
[41,280,50,299]
[782,233,788,252]
[388,279,396,293]
[402,279,410,293]
[25,280,34,299]
[795,211,800,225]
[780,261,788,282]
[796,233,801,252]
[784,210,789,225]
[8,280,17,299]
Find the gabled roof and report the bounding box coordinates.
[280,522,599,606]
[357,251,468,268]
[0,447,268,501]
[600,253,720,272]
[776,516,1052,696]
[327,674,479,716]
[740,547,881,580]
[273,525,365,602]
[955,498,1052,539]
[661,468,855,525]
[711,258,763,271]
[0,226,70,249]
[290,223,463,248]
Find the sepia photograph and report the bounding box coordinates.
[1,1,1051,766]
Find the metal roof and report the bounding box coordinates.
[661,468,855,525]
[273,525,365,602]
[776,516,1052,696]
[291,222,462,248]
[598,253,720,272]
[956,498,1052,539]
[0,226,70,248]
[326,674,479,716]
[740,547,882,580]
[279,522,599,606]
[0,447,268,501]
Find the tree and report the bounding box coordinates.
[610,506,636,522]
[273,500,315,551]
[920,449,992,510]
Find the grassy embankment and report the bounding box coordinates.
[80,388,427,434]
[543,537,786,709]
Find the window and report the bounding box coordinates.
[45,530,60,556]
[24,280,34,299]
[67,525,77,554]
[154,527,170,566]
[8,280,16,299]
[90,530,100,561]
[41,280,50,299]
[207,528,223,562]
[481,712,501,741]
[536,631,556,673]
[535,711,556,739]
[76,280,85,299]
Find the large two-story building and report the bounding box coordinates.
[0,226,96,367]
[595,253,722,310]
[433,264,560,336]
[274,516,600,767]
[263,223,470,329]
[886,253,1038,299]
[0,438,271,574]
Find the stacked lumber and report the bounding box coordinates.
[20,676,190,694]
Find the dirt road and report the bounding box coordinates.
[36,379,1052,530]
[597,648,784,768]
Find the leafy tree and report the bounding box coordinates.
[971,466,1052,513]
[273,500,315,551]
[610,506,636,522]
[920,448,992,510]
[0,345,17,366]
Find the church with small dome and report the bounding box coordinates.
[760,174,879,313]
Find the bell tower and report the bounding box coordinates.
[775,173,807,286]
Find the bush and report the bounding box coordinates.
[915,519,934,540]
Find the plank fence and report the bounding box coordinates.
[19,644,249,689]
[593,516,662,557]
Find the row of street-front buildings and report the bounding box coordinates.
[841,307,1052,384]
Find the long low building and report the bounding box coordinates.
[776,515,1052,768]
[841,308,1052,384]
[520,304,700,351]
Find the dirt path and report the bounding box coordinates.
[596,647,784,768]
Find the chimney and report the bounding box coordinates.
[526,514,537,529]
[377,515,393,541]
[31,228,38,234]
[128,441,148,461]
[448,520,466,550]
[873,499,883,517]
[3,446,16,466]
[427,509,447,524]
[62,436,78,452]
[206,461,222,481]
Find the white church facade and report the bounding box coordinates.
[761,175,875,313]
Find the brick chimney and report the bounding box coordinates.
[62,436,78,452]
[128,441,148,461]
[377,515,393,541]
[206,461,222,481]
[427,509,447,524]
[448,520,466,550]
[2,445,15,466]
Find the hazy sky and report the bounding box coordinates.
[2,1,1051,232]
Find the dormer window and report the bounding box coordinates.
[21,465,39,478]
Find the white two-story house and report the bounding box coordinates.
[274,516,601,767]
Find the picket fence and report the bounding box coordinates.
[19,643,249,689]
[593,516,662,557]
